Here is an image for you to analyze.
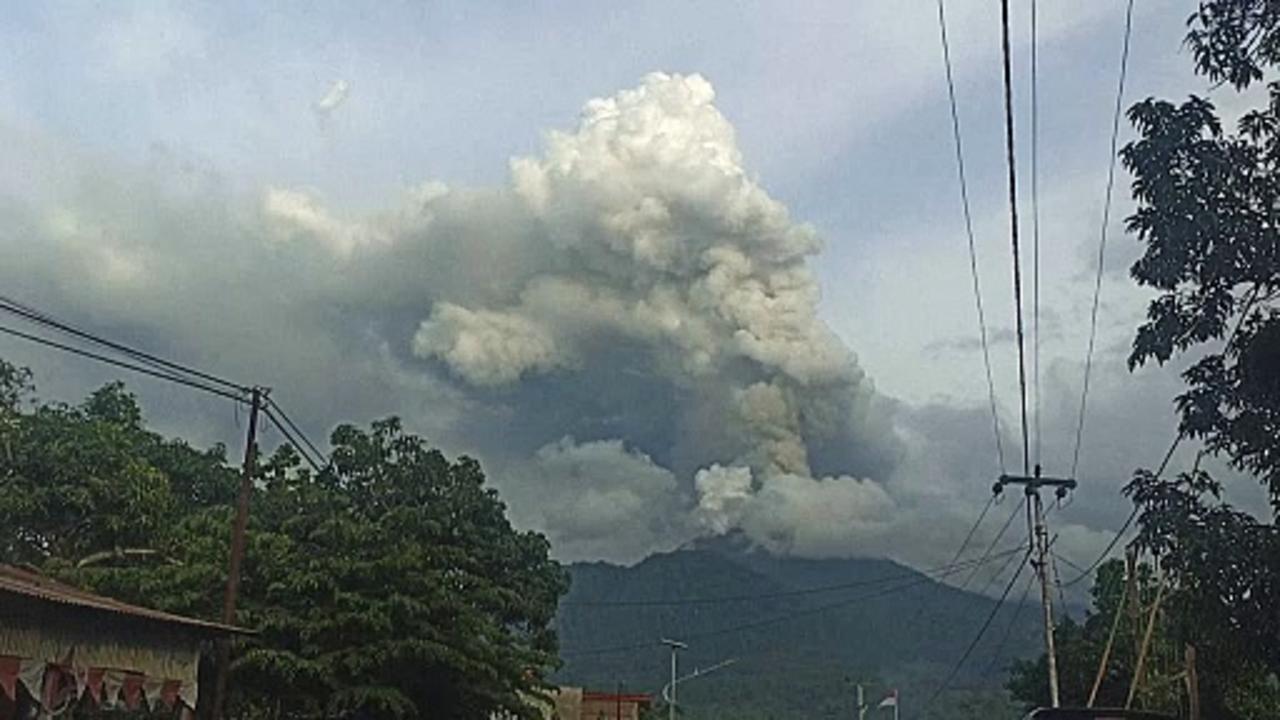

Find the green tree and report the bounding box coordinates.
[1125,0,1280,502]
[0,359,568,719]
[1116,2,1280,716]
[1006,561,1180,714]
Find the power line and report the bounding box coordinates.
[1061,432,1179,587]
[984,571,1037,675]
[1064,280,1258,588]
[0,294,334,474]
[563,543,1025,609]
[975,539,1031,599]
[1071,0,1137,479]
[1031,0,1043,469]
[999,0,1032,478]
[561,546,1027,657]
[0,323,248,405]
[262,406,326,475]
[936,0,1007,475]
[964,496,1027,592]
[924,550,1032,710]
[1052,550,1089,576]
[900,493,998,660]
[265,397,328,470]
[0,294,250,394]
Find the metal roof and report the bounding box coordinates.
[0,564,250,635]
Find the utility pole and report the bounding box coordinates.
[995,466,1076,708]
[210,386,266,720]
[1185,644,1200,720]
[660,638,686,720]
[857,683,866,720]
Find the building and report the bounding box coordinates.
[495,687,653,720]
[0,564,249,718]
[579,689,653,720]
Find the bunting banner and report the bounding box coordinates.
[121,672,144,710]
[0,654,196,713]
[0,656,18,702]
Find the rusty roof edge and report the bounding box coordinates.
[0,565,255,636]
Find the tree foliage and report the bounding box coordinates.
[1125,1,1280,504]
[1006,561,1182,715]
[1110,2,1280,716]
[0,359,568,719]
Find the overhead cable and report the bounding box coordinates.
[1031,0,1043,468]
[563,543,1025,609]
[262,407,326,475]
[998,0,1032,477]
[560,545,1027,657]
[0,323,247,404]
[1071,0,1137,478]
[0,294,250,394]
[924,550,1032,710]
[963,496,1027,591]
[935,0,1007,475]
[1061,432,1178,587]
[265,397,329,470]
[984,571,1036,675]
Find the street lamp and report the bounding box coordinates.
[659,638,686,720]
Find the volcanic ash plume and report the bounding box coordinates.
[269,72,902,561]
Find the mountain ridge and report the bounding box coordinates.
[555,542,1039,719]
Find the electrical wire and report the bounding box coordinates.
[1071,0,1137,479]
[936,0,1007,475]
[1050,541,1069,622]
[983,571,1036,675]
[975,540,1031,599]
[262,407,325,475]
[1065,280,1257,587]
[0,294,334,474]
[1052,550,1089,576]
[899,493,998,660]
[1031,0,1043,469]
[563,543,1024,608]
[0,294,250,394]
[1061,432,1179,587]
[265,397,328,469]
[998,0,1032,478]
[924,550,1032,710]
[560,546,1027,657]
[0,323,248,404]
[963,496,1027,591]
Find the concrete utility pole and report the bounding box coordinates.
[857,683,866,720]
[211,386,266,720]
[660,638,686,720]
[995,466,1076,709]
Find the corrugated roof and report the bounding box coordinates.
[0,564,250,635]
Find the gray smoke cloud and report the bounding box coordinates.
[291,72,902,561]
[4,72,1153,572]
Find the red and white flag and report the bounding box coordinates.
[878,690,898,708]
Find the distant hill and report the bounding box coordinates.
[554,538,1041,720]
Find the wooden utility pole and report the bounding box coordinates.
[995,467,1076,708]
[1185,644,1200,720]
[1126,573,1167,709]
[1088,547,1136,707]
[210,387,265,720]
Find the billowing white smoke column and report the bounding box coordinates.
[16,71,898,563]
[400,73,897,558]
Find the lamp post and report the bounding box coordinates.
[659,638,686,720]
